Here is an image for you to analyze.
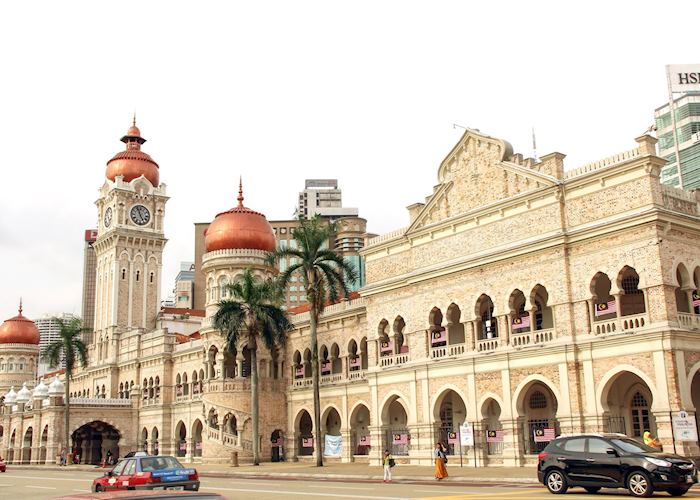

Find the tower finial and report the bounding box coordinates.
[18,297,23,315]
[237,176,244,207]
[133,112,136,127]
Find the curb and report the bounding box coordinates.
[6,465,539,484]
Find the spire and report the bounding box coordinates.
[237,177,244,208]
[18,297,23,316]
[132,112,137,127]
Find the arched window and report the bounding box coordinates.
[476,295,497,339]
[630,391,650,437]
[618,267,645,316]
[136,270,141,282]
[529,390,548,409]
[121,269,126,280]
[378,319,391,357]
[590,272,615,321]
[531,285,553,330]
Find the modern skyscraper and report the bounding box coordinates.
[297,179,358,219]
[35,313,76,375]
[654,92,700,189]
[81,229,98,332]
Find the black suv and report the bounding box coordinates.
[537,433,697,497]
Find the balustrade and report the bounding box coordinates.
[320,373,344,385]
[348,370,366,381]
[476,337,499,352]
[679,312,700,330]
[593,313,648,336]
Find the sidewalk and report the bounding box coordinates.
[9,461,539,484]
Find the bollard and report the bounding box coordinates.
[231,451,239,467]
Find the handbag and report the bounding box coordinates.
[388,458,396,468]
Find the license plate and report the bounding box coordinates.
[166,486,184,491]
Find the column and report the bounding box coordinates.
[497,316,508,347]
[235,355,243,379]
[216,353,225,380]
[501,417,524,467]
[341,428,352,463]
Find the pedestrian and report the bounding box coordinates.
[643,431,662,450]
[106,449,113,465]
[383,449,394,483]
[60,448,67,466]
[434,442,448,480]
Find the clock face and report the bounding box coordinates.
[130,205,151,226]
[104,207,113,228]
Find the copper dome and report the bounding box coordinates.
[105,121,160,186]
[0,301,40,345]
[204,181,277,253]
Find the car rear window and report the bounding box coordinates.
[562,438,586,452]
[140,456,184,471]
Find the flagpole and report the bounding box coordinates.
[666,65,685,190]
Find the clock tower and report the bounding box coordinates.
[92,121,169,342]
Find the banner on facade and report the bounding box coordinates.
[431,330,446,346]
[594,300,617,317]
[179,442,187,451]
[672,411,699,442]
[324,434,343,457]
[195,442,202,450]
[447,431,458,444]
[302,437,314,448]
[392,433,408,445]
[512,315,531,329]
[295,367,304,378]
[350,357,361,369]
[176,386,183,396]
[459,424,474,446]
[693,291,700,307]
[272,437,284,446]
[486,429,504,443]
[380,340,393,354]
[534,428,555,443]
[667,65,700,93]
[321,361,331,375]
[359,435,371,446]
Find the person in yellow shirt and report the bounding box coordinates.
[643,431,662,450]
[383,450,393,483]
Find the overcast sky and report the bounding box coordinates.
[1,0,698,320]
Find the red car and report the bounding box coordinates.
[92,455,199,492]
[0,457,6,472]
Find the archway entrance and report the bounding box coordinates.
[8,429,16,462]
[297,410,313,456]
[323,407,342,457]
[22,427,33,464]
[271,429,284,462]
[71,421,121,465]
[350,404,370,456]
[481,398,503,455]
[434,390,467,455]
[692,370,700,450]
[192,420,203,457]
[151,427,159,455]
[602,371,656,439]
[519,383,558,455]
[175,421,187,458]
[40,426,48,463]
[382,396,409,456]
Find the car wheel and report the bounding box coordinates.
[627,470,654,497]
[584,487,601,493]
[545,469,569,494]
[95,484,104,493]
[667,487,690,497]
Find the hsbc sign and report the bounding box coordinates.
[667,65,700,92]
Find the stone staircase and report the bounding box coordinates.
[203,404,254,464]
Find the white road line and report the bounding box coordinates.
[203,486,408,499]
[26,485,57,489]
[307,484,375,490]
[0,483,14,487]
[3,474,89,482]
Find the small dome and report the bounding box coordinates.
[33,379,49,399]
[105,121,160,186]
[48,375,65,396]
[0,301,40,345]
[15,382,32,403]
[204,181,276,253]
[4,386,17,405]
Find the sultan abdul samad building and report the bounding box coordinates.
[2,121,700,467]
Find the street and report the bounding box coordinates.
[1,470,700,500]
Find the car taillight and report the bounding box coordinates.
[537,451,549,461]
[143,472,161,484]
[188,472,198,480]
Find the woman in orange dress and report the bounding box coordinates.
[434,442,448,480]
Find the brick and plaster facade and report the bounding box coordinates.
[3,126,700,467]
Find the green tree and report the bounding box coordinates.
[213,267,292,465]
[266,216,358,466]
[41,316,89,463]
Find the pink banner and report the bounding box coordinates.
[380,340,393,354]
[392,433,408,445]
[512,315,531,329]
[350,357,361,368]
[486,430,504,443]
[179,442,187,451]
[302,437,314,448]
[534,428,555,443]
[447,431,458,444]
[431,330,446,345]
[272,437,284,446]
[594,299,617,317]
[321,361,331,375]
[195,442,203,450]
[295,367,304,378]
[693,291,700,307]
[359,435,371,446]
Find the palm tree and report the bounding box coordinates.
[41,316,89,464]
[213,267,292,465]
[266,215,358,466]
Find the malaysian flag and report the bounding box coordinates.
[380,340,394,354]
[486,429,504,443]
[302,437,314,448]
[393,433,408,445]
[359,435,371,446]
[295,367,304,378]
[447,431,458,444]
[350,357,361,368]
[321,361,331,374]
[534,427,556,443]
[431,330,446,345]
[594,299,617,317]
[512,315,531,329]
[693,291,700,307]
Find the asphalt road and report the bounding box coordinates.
[2,469,700,499]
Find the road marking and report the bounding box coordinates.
[420,490,541,500]
[73,489,91,492]
[26,485,57,489]
[203,486,408,499]
[307,484,375,490]
[0,483,14,487]
[3,474,90,482]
